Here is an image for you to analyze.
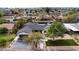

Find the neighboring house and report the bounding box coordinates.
[77,12,79,22]
[3,16,15,22]
[0,23,14,33]
[17,22,48,36]
[3,15,26,22]
[34,21,53,24]
[63,22,79,33]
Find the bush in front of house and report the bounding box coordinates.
[0,27,8,34]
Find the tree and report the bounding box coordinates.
[11,8,20,14]
[63,11,77,22]
[17,18,26,28]
[12,18,27,33]
[23,32,42,48]
[0,10,5,17]
[0,27,8,34]
[27,17,32,22]
[47,22,66,40]
[45,8,51,14]
[12,25,18,33]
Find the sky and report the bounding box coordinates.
[0,0,79,8]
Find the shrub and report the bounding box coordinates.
[0,18,9,24]
[0,27,8,34]
[0,39,9,47]
[46,40,78,46]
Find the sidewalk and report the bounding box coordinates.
[47,46,79,51]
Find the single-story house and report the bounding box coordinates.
[17,22,48,36]
[17,22,79,36]
[3,15,26,22]
[3,16,15,22]
[17,22,79,35]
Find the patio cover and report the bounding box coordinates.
[64,23,79,31]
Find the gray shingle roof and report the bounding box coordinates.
[26,22,47,30]
[17,22,47,35]
[17,26,32,35]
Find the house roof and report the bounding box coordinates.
[64,23,79,31]
[0,23,14,30]
[17,26,32,35]
[17,22,47,35]
[26,22,47,30]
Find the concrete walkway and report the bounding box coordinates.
[1,46,79,51]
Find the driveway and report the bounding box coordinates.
[3,36,32,51]
[11,41,27,49]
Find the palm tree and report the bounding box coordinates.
[47,21,66,40]
[29,32,42,48]
[23,32,42,48]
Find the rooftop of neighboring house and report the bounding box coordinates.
[0,23,14,30]
[2,15,26,22]
[2,16,15,22]
[63,22,79,31]
[3,16,15,19]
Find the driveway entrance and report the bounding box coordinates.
[11,40,27,49]
[9,35,27,49]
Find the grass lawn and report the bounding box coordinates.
[0,34,16,47]
[0,34,16,40]
[46,39,78,46]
